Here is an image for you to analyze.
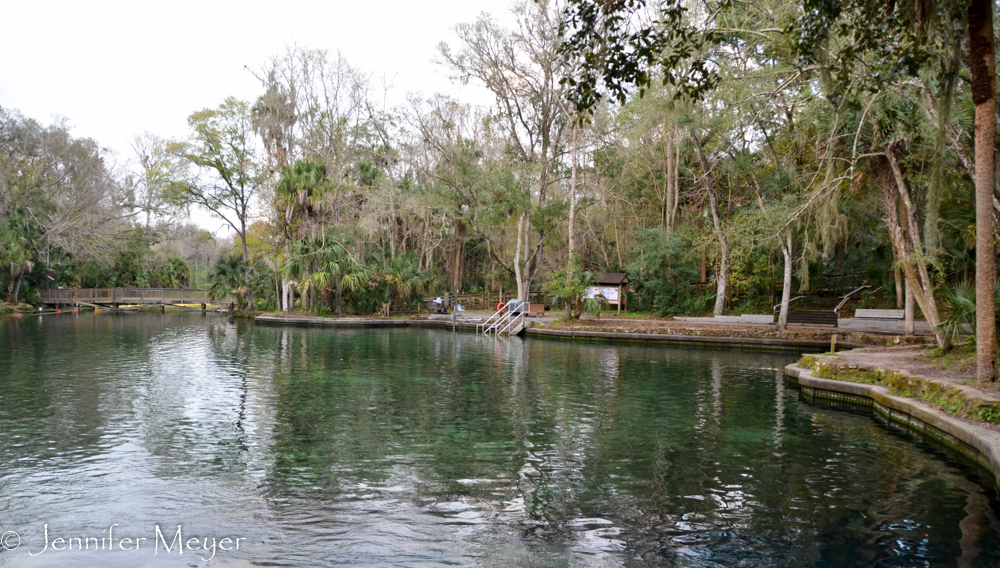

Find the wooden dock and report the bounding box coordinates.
[39,288,213,307]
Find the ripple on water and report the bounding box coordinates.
[0,314,998,567]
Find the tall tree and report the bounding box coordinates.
[175,98,266,309]
[440,0,570,300]
[127,132,185,227]
[968,0,996,381]
[275,160,333,311]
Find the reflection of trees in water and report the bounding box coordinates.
[209,326,1000,563]
[3,317,997,564]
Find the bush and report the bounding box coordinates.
[626,229,707,316]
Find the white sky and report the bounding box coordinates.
[0,0,511,233]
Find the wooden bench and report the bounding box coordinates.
[526,303,545,317]
[854,309,904,320]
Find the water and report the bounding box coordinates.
[0,312,998,567]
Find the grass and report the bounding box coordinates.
[597,312,669,320]
[921,342,976,371]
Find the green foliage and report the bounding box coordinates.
[626,229,707,316]
[209,254,247,306]
[0,0,991,332]
[559,0,721,113]
[276,160,333,240]
[543,261,604,319]
[938,281,1000,348]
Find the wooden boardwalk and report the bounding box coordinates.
[39,288,212,307]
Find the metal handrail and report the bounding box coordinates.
[477,309,504,333]
[834,285,872,314]
[773,296,806,313]
[499,311,524,335]
[486,310,514,334]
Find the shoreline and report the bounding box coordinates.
[784,362,1000,489]
[252,314,865,351]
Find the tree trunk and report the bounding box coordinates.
[11,266,25,304]
[671,127,681,229]
[894,265,904,309]
[282,242,291,313]
[778,231,792,331]
[882,159,945,347]
[240,230,253,311]
[514,212,526,300]
[275,272,282,312]
[664,127,673,230]
[700,247,707,284]
[905,278,915,336]
[568,125,579,261]
[694,135,729,316]
[335,281,343,316]
[969,0,997,381]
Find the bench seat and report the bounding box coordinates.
[854,308,904,320]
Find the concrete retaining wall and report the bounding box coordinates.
[837,318,933,334]
[526,327,862,351]
[784,363,1000,488]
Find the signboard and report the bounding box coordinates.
[584,286,620,302]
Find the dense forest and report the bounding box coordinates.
[1,0,997,371]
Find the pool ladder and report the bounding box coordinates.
[477,309,525,336]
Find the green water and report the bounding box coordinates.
[0,312,998,567]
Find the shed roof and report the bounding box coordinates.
[593,272,629,285]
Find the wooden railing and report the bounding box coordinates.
[38,288,211,304]
[423,292,548,310]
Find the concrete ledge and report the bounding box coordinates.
[255,315,410,327]
[254,315,483,331]
[674,315,775,326]
[785,363,1000,488]
[254,315,868,350]
[527,328,864,351]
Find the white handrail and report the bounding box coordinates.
[477,309,504,333]
[486,310,514,334]
[499,311,524,335]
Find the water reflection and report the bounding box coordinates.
[0,313,997,567]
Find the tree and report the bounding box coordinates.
[275,160,333,311]
[127,132,186,227]
[790,0,992,356]
[968,0,996,380]
[543,262,604,319]
[440,0,571,300]
[208,253,247,307]
[559,0,720,113]
[0,106,134,301]
[175,98,266,309]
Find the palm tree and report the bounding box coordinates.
[545,268,604,320]
[303,241,370,315]
[365,252,429,316]
[275,161,334,311]
[940,281,1000,350]
[209,254,246,308]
